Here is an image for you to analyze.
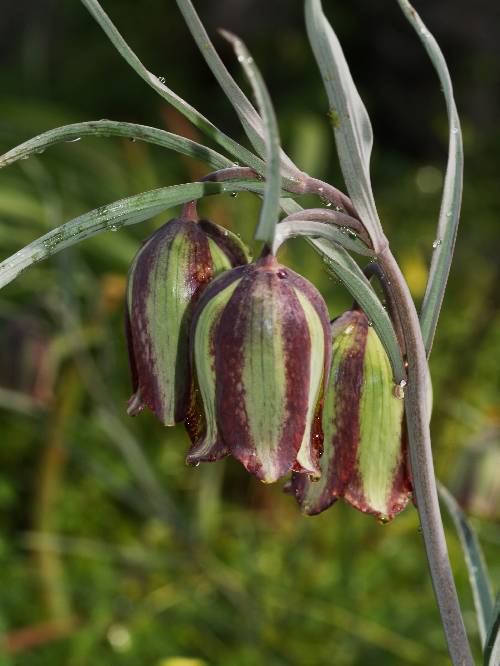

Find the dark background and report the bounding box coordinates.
[0,1,498,665]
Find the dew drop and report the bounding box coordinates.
[277,269,287,279]
[237,54,245,63]
[65,137,81,143]
[158,76,166,84]
[230,192,238,198]
[20,155,30,160]
[393,380,406,400]
[451,126,459,134]
[446,211,452,218]
[325,201,332,207]
[129,137,137,143]
[432,239,442,248]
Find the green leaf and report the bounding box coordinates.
[304,0,385,251]
[0,121,233,171]
[280,197,405,384]
[484,594,500,666]
[175,0,299,178]
[221,32,281,247]
[437,482,494,646]
[273,219,371,256]
[0,180,266,291]
[79,0,263,173]
[396,1,464,357]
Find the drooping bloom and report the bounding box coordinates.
[187,252,331,483]
[291,309,412,521]
[126,217,249,426]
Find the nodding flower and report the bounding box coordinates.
[291,309,412,522]
[187,251,332,484]
[125,216,249,426]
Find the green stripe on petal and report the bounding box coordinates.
[145,229,194,423]
[293,316,362,513]
[356,327,404,517]
[241,277,287,481]
[207,237,233,275]
[189,278,241,459]
[294,289,325,476]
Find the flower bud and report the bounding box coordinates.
[126,217,249,425]
[187,253,331,483]
[291,309,411,521]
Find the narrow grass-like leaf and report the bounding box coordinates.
[397,1,464,357]
[313,239,405,383]
[272,219,371,256]
[437,482,494,646]
[484,594,500,666]
[80,0,263,173]
[280,198,404,383]
[304,0,385,251]
[0,180,266,290]
[175,0,299,178]
[221,32,281,246]
[0,121,233,171]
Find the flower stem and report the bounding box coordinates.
[378,246,473,666]
[305,175,473,664]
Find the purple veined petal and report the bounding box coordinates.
[213,254,331,483]
[186,265,247,464]
[293,309,411,521]
[126,217,250,427]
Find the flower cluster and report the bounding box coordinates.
[126,216,411,520]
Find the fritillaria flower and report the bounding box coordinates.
[126,216,249,425]
[187,252,332,483]
[291,309,412,521]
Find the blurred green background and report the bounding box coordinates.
[0,1,498,664]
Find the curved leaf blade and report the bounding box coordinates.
[280,197,404,383]
[437,482,494,646]
[0,121,233,171]
[484,594,500,666]
[175,0,299,177]
[312,239,405,383]
[273,219,371,256]
[80,0,263,173]
[221,32,281,246]
[397,1,464,357]
[304,0,384,250]
[0,180,266,290]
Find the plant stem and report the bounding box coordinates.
[379,246,473,666]
[305,175,473,663]
[363,262,406,357]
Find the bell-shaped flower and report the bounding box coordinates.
[291,309,412,521]
[187,252,331,483]
[126,217,249,425]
